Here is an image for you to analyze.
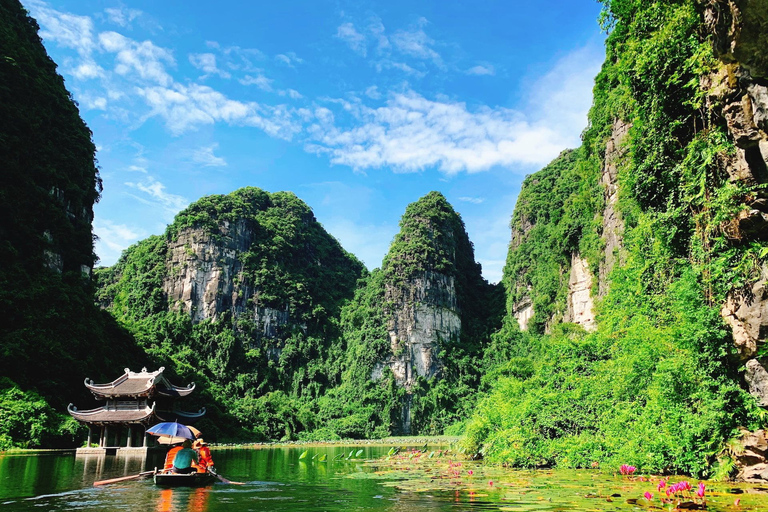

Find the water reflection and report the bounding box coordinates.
[156,488,210,512]
[1,445,767,512]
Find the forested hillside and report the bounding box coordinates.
[464,0,768,478]
[95,187,367,440]
[0,0,145,450]
[322,192,502,438]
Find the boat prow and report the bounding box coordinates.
[154,471,216,487]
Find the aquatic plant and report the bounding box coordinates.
[619,464,636,476]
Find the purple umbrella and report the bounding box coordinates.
[146,422,196,440]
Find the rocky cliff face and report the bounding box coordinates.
[704,0,768,414]
[598,119,630,297]
[0,0,144,437]
[358,191,497,434]
[373,272,461,387]
[563,253,597,331]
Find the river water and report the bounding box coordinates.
[0,443,764,511]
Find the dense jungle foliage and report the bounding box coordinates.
[94,190,500,441]
[329,192,502,438]
[463,0,768,477]
[0,0,145,450]
[95,187,368,441]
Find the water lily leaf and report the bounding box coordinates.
[318,454,327,462]
[299,450,308,460]
[429,451,435,458]
[356,450,364,458]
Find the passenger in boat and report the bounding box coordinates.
[171,439,199,474]
[163,443,183,472]
[194,438,214,473]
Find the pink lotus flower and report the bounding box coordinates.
[734,498,740,506]
[619,464,637,475]
[467,470,473,476]
[644,491,653,501]
[657,480,666,491]
[489,481,493,486]
[696,482,705,498]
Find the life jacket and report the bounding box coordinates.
[196,446,213,473]
[163,446,183,471]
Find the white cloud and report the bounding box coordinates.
[93,219,145,266]
[278,88,303,99]
[275,52,304,67]
[26,1,104,79]
[192,144,227,167]
[104,7,142,28]
[308,91,567,174]
[99,31,175,86]
[364,86,381,100]
[94,219,142,252]
[189,52,231,79]
[125,176,188,214]
[308,43,603,175]
[466,64,495,76]
[458,196,485,204]
[80,94,107,110]
[72,61,103,79]
[525,43,603,144]
[390,19,441,66]
[137,83,248,134]
[336,22,367,56]
[239,74,274,91]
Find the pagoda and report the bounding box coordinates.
[68,367,205,454]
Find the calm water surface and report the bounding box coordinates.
[1,444,765,511]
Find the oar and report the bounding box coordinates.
[94,470,155,486]
[209,468,244,485]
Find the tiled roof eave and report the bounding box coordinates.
[67,402,157,425]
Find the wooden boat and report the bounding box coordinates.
[153,470,216,487]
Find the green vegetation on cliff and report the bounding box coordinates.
[0,0,143,450]
[332,192,503,437]
[465,0,767,477]
[95,187,367,441]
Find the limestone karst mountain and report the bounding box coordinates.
[463,0,768,479]
[337,191,502,435]
[95,187,367,439]
[0,0,143,449]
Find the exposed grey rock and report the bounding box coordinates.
[513,293,534,332]
[563,253,597,332]
[746,359,768,406]
[721,269,768,360]
[599,119,629,296]
[741,463,768,482]
[163,220,294,344]
[735,429,768,481]
[373,271,461,389]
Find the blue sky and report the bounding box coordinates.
[24,0,605,283]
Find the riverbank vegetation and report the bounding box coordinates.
[463,0,766,477]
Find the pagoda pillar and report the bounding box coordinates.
[99,426,105,447]
[104,426,109,447]
[126,426,132,447]
[143,427,148,447]
[86,426,92,447]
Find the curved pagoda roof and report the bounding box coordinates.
[67,403,207,425]
[155,407,207,424]
[84,367,195,399]
[67,402,156,425]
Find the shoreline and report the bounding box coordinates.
[0,436,461,454]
